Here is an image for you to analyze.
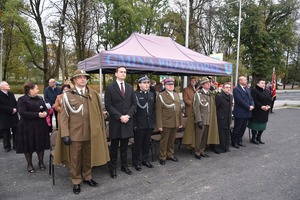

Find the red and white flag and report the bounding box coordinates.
[271,67,276,98]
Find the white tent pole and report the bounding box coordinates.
[99,68,102,102]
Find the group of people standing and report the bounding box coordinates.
[0,67,273,195]
[0,81,51,173]
[232,76,272,147]
[182,76,272,158]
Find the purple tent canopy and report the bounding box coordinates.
[78,33,232,76]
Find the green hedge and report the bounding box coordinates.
[9,84,45,94]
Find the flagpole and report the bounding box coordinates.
[235,0,242,86]
[183,0,190,88]
[0,25,3,81]
[271,67,276,98]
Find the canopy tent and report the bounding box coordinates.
[78,33,233,76]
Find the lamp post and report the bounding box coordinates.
[58,23,65,81]
[0,26,3,81]
[235,0,242,86]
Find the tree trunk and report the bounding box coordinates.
[56,0,68,81]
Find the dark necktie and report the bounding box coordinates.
[120,83,125,97]
[80,89,83,96]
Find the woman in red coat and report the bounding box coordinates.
[16,82,49,173]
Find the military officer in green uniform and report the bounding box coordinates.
[54,69,110,194]
[193,77,213,159]
[156,78,182,165]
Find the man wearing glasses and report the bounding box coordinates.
[215,83,233,153]
[132,76,156,171]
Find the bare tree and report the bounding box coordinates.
[66,0,96,62]
[20,0,52,86]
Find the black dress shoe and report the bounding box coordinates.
[159,159,166,165]
[109,167,117,179]
[251,139,259,145]
[200,153,209,158]
[121,166,132,175]
[238,143,246,147]
[142,161,154,168]
[225,148,231,152]
[166,157,179,162]
[232,144,240,149]
[83,179,98,187]
[194,154,201,160]
[134,165,142,171]
[214,151,220,154]
[5,148,11,152]
[73,184,81,195]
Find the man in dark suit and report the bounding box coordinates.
[0,81,19,152]
[105,66,137,178]
[232,76,254,148]
[44,78,62,131]
[215,82,233,153]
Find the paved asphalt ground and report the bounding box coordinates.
[0,100,300,199]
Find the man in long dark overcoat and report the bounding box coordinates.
[215,82,233,153]
[105,66,137,178]
[0,81,19,151]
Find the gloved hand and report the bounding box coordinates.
[62,136,71,145]
[133,127,138,133]
[197,121,203,129]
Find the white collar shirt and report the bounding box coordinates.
[166,90,174,100]
[116,80,125,93]
[75,86,86,95]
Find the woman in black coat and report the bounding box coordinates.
[248,79,272,144]
[16,82,50,173]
